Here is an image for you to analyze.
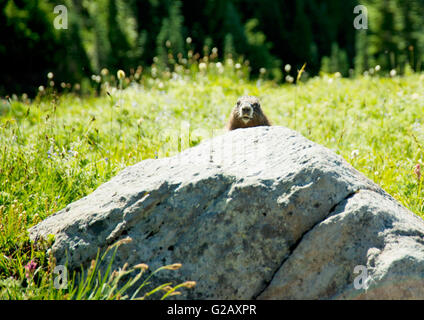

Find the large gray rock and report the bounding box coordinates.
[29,126,424,299]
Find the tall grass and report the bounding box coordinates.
[1,54,424,298]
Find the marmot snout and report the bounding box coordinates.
[227,96,271,130]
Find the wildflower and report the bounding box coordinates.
[161,285,173,292]
[284,64,291,72]
[163,263,182,270]
[212,47,218,54]
[181,281,196,288]
[38,86,45,92]
[285,75,294,83]
[351,149,360,158]
[101,68,109,76]
[117,70,126,80]
[186,37,192,44]
[134,263,149,271]
[165,40,171,48]
[174,66,183,74]
[47,72,54,79]
[375,65,381,72]
[115,237,133,246]
[24,260,37,279]
[390,69,397,77]
[85,260,96,277]
[414,164,421,181]
[199,62,207,71]
[110,270,119,279]
[216,62,224,74]
[259,67,266,74]
[91,75,100,83]
[334,72,342,78]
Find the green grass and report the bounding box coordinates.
[1,60,424,299]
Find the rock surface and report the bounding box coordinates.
[29,126,424,299]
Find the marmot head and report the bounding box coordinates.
[227,95,271,130]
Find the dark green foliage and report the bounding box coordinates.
[354,30,369,75]
[321,43,350,76]
[359,0,424,74]
[106,0,140,70]
[156,0,184,68]
[0,0,60,96]
[1,0,424,96]
[55,0,92,84]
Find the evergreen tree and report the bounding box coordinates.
[354,29,370,75]
[2,0,424,96]
[321,43,349,76]
[56,0,92,81]
[156,1,184,66]
[156,0,184,68]
[107,0,132,69]
[223,33,235,58]
[0,0,60,95]
[85,0,112,71]
[244,18,281,76]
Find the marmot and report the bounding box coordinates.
[227,95,271,130]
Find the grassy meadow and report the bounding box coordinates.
[1,60,424,299]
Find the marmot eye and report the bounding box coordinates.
[237,101,241,106]
[253,103,259,109]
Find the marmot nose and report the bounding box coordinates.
[241,106,251,113]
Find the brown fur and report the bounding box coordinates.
[227,96,271,130]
